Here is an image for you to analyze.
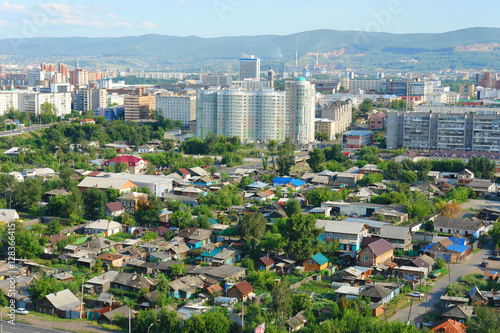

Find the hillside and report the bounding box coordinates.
[2,27,500,70]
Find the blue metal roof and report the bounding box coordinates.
[273,177,293,185]
[290,179,305,187]
[344,130,373,136]
[248,181,268,189]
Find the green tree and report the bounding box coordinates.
[171,263,187,275]
[208,166,217,177]
[47,219,63,235]
[220,171,230,181]
[93,258,103,273]
[238,213,267,240]
[119,212,136,226]
[135,195,163,226]
[283,214,321,261]
[358,99,374,114]
[83,187,107,220]
[106,188,120,203]
[271,281,292,329]
[241,258,255,272]
[28,277,63,301]
[115,161,128,173]
[40,102,57,124]
[239,176,253,189]
[285,199,302,217]
[267,140,278,152]
[307,148,326,172]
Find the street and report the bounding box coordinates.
[0,124,54,138]
[391,241,494,324]
[2,322,72,333]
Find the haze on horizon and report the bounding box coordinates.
[0,0,499,39]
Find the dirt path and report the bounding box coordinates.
[15,315,122,333]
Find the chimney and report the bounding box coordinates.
[19,290,22,295]
[64,273,66,277]
[103,275,106,279]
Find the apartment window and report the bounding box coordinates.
[362,256,368,262]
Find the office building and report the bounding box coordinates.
[201,73,233,87]
[72,89,108,112]
[386,107,500,152]
[476,72,499,89]
[95,106,125,121]
[342,131,374,149]
[234,79,271,90]
[124,95,156,121]
[239,54,260,81]
[156,95,196,127]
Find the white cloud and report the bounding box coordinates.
[0,19,9,27]
[0,1,28,13]
[39,3,79,19]
[139,21,159,29]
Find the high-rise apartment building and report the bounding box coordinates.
[239,54,260,81]
[41,63,56,72]
[70,69,89,86]
[0,92,19,116]
[28,70,45,87]
[476,72,497,88]
[72,88,108,112]
[196,77,315,143]
[386,107,500,152]
[124,95,156,122]
[285,77,316,143]
[156,95,196,127]
[320,101,353,134]
[14,92,72,116]
[58,63,68,78]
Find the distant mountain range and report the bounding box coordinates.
[2,27,500,71]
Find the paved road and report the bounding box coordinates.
[391,241,494,324]
[0,124,53,138]
[2,322,73,333]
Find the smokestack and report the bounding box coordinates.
[316,50,319,68]
[295,50,298,67]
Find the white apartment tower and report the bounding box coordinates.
[156,95,196,127]
[239,53,261,81]
[196,77,316,143]
[286,77,316,144]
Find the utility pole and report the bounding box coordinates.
[407,298,414,325]
[241,300,244,330]
[80,276,84,319]
[129,306,131,333]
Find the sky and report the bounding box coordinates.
[0,0,499,39]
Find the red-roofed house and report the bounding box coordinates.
[176,168,191,180]
[431,319,467,333]
[255,256,275,271]
[227,280,254,302]
[106,201,126,218]
[104,156,149,174]
[80,119,96,125]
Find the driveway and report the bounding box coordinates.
[391,241,494,324]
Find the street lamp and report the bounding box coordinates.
[147,323,154,333]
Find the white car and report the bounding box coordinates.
[409,292,424,298]
[15,308,28,315]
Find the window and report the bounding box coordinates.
[365,249,371,253]
[309,260,314,265]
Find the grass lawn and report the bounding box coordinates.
[297,280,333,294]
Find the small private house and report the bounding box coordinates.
[379,225,412,251]
[97,253,126,267]
[320,220,369,252]
[169,276,205,299]
[431,319,467,333]
[84,220,123,236]
[303,253,330,273]
[105,201,126,218]
[227,280,254,302]
[255,257,275,271]
[37,289,82,318]
[358,239,394,267]
[466,179,497,197]
[433,216,489,239]
[272,177,293,187]
[117,192,149,214]
[457,169,474,184]
[77,177,137,194]
[421,237,471,262]
[360,285,394,304]
[0,209,19,224]
[104,155,149,174]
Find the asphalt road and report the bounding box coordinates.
[391,241,494,324]
[1,322,72,333]
[0,124,53,138]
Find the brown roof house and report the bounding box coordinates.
[255,257,275,271]
[431,319,467,333]
[36,289,82,318]
[358,239,394,267]
[227,280,254,302]
[105,201,126,218]
[98,253,127,268]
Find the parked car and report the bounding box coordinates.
[409,292,425,298]
[481,261,489,267]
[15,308,28,315]
[488,256,500,261]
[428,271,441,279]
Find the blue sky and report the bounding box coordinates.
[0,0,499,39]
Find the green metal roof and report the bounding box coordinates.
[297,77,307,82]
[311,253,329,266]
